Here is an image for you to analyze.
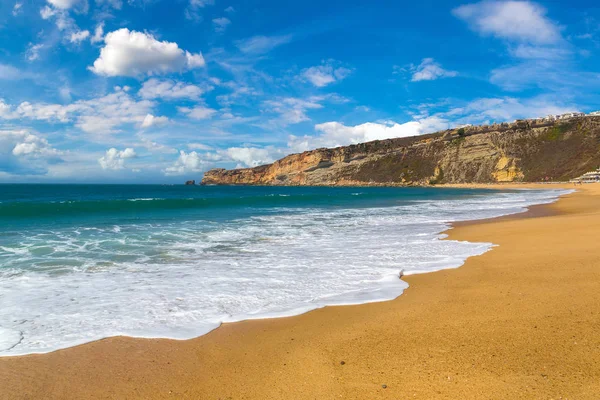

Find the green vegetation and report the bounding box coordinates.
[457,128,466,137]
[544,123,572,141]
[450,137,465,146]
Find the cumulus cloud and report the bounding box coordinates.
[287,120,432,153]
[163,150,207,175]
[235,34,292,54]
[410,58,458,81]
[163,146,279,175]
[0,129,63,175]
[178,105,217,120]
[213,17,231,33]
[301,61,353,87]
[225,147,274,167]
[141,113,168,128]
[139,78,211,100]
[98,147,136,170]
[89,28,205,77]
[453,1,561,44]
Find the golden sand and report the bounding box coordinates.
[1,183,599,399]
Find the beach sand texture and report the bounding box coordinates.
[1,184,599,399]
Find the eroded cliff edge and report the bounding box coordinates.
[201,116,600,186]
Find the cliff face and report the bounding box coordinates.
[201,116,600,186]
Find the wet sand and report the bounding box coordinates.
[1,183,599,399]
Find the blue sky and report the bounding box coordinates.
[0,0,599,183]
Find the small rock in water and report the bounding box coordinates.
[382,384,387,389]
[340,361,345,365]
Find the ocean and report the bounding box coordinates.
[0,184,570,356]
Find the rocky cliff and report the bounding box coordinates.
[201,116,600,186]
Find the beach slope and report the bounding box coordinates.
[1,184,599,399]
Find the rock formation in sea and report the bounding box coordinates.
[201,116,600,186]
[185,180,196,185]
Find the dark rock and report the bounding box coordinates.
[184,180,195,185]
[340,361,345,365]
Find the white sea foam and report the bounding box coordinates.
[0,189,572,356]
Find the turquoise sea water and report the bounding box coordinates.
[0,184,570,355]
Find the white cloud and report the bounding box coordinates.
[178,105,217,120]
[288,121,425,152]
[186,51,205,68]
[139,78,211,100]
[163,150,208,175]
[508,44,571,60]
[187,143,213,151]
[235,34,292,54]
[213,17,231,33]
[163,145,279,174]
[262,95,346,126]
[40,5,56,19]
[26,43,44,61]
[69,29,90,44]
[225,147,274,167]
[185,0,215,22]
[141,113,168,128]
[95,0,122,9]
[59,86,72,102]
[12,2,23,16]
[0,64,25,80]
[137,135,177,154]
[98,147,136,170]
[9,132,62,158]
[40,1,91,46]
[263,97,323,124]
[440,96,578,123]
[0,87,155,134]
[0,129,63,175]
[91,22,104,44]
[410,58,458,81]
[224,6,235,13]
[89,28,205,77]
[489,60,600,92]
[453,1,561,44]
[287,94,575,154]
[46,0,85,10]
[301,61,353,87]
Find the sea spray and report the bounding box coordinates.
[0,185,572,355]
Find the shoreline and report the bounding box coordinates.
[2,183,599,399]
[0,185,566,358]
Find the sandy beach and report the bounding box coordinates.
[1,183,599,399]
